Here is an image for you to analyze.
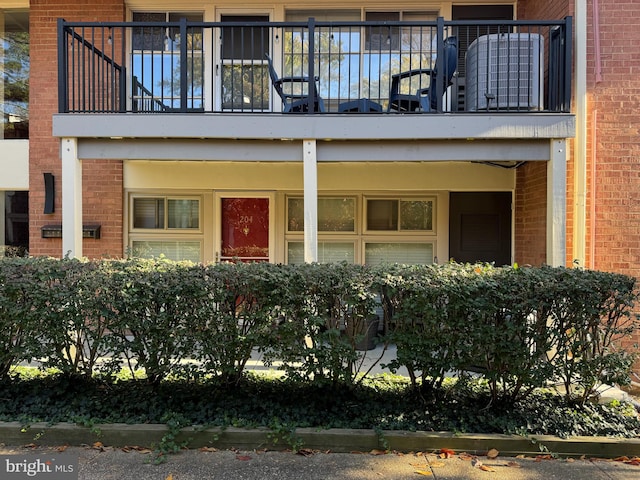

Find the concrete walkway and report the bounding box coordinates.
[1,444,640,480]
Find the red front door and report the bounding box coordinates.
[220,197,270,262]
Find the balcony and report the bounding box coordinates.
[57,17,572,115]
[53,17,574,147]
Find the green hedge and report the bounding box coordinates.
[0,257,637,404]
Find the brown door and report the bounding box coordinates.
[449,192,511,266]
[219,197,270,262]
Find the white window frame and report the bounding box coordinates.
[128,193,204,262]
[364,195,437,234]
[215,9,274,112]
[285,193,437,265]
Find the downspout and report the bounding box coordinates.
[593,0,603,83]
[573,0,588,267]
[590,111,597,269]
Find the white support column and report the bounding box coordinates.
[303,139,318,263]
[547,139,567,267]
[61,137,83,259]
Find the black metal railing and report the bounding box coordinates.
[58,17,572,115]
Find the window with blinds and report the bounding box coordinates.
[287,241,355,264]
[287,197,356,232]
[366,198,434,232]
[131,240,201,263]
[285,194,436,265]
[129,195,202,262]
[132,197,200,230]
[365,242,433,265]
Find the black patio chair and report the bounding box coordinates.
[388,36,458,112]
[265,54,326,113]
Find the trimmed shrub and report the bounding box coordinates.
[0,257,636,403]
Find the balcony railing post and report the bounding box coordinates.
[435,17,445,112]
[307,17,316,113]
[57,18,69,113]
[180,17,188,112]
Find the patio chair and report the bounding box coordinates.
[388,36,458,112]
[265,54,326,113]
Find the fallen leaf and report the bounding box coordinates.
[535,454,553,461]
[566,458,575,463]
[370,449,387,456]
[614,456,630,462]
[439,448,456,458]
[165,475,173,480]
[92,441,105,451]
[124,446,152,453]
[459,453,475,461]
[428,461,445,468]
[414,470,433,476]
[199,447,218,453]
[506,461,521,468]
[56,445,68,452]
[479,465,496,472]
[486,448,499,459]
[22,444,37,449]
[236,455,252,461]
[296,449,315,457]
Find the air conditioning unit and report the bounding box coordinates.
[466,33,544,111]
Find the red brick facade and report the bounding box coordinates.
[514,161,547,266]
[29,0,125,258]
[514,0,575,267]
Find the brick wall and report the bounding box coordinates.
[588,0,640,372]
[515,0,575,267]
[514,162,547,266]
[29,0,125,258]
[520,0,640,373]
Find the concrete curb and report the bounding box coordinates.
[1,422,639,458]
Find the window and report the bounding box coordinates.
[220,15,270,111]
[131,12,203,111]
[285,194,436,265]
[2,191,28,256]
[131,240,201,263]
[287,241,355,264]
[284,11,361,103]
[287,197,355,232]
[365,242,433,265]
[129,195,202,262]
[366,198,434,232]
[1,10,29,139]
[132,197,200,230]
[283,10,437,106]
